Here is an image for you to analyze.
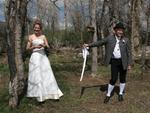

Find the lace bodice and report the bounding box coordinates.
[32,37,44,52]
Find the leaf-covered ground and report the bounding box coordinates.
[0,48,150,113]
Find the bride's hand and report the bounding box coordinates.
[31,45,42,49]
[39,44,45,47]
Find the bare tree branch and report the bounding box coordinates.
[49,0,61,10]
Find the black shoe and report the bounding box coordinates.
[104,96,110,104]
[118,95,124,102]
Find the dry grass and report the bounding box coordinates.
[0,49,150,113]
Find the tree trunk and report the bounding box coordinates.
[108,0,119,34]
[98,0,107,63]
[141,3,150,75]
[91,0,98,76]
[64,0,68,30]
[5,0,28,108]
[131,0,141,58]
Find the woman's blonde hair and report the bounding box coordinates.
[33,19,42,29]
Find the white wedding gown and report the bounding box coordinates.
[27,36,63,102]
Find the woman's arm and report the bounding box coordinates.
[43,36,50,48]
[26,36,33,50]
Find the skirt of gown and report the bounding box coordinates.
[27,49,63,102]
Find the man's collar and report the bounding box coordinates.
[115,35,121,40]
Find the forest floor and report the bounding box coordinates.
[0,48,150,113]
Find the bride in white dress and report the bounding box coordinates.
[26,20,63,102]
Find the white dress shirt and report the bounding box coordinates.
[113,36,121,59]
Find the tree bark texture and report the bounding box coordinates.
[131,0,141,57]
[141,3,150,74]
[91,0,98,75]
[5,0,28,108]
